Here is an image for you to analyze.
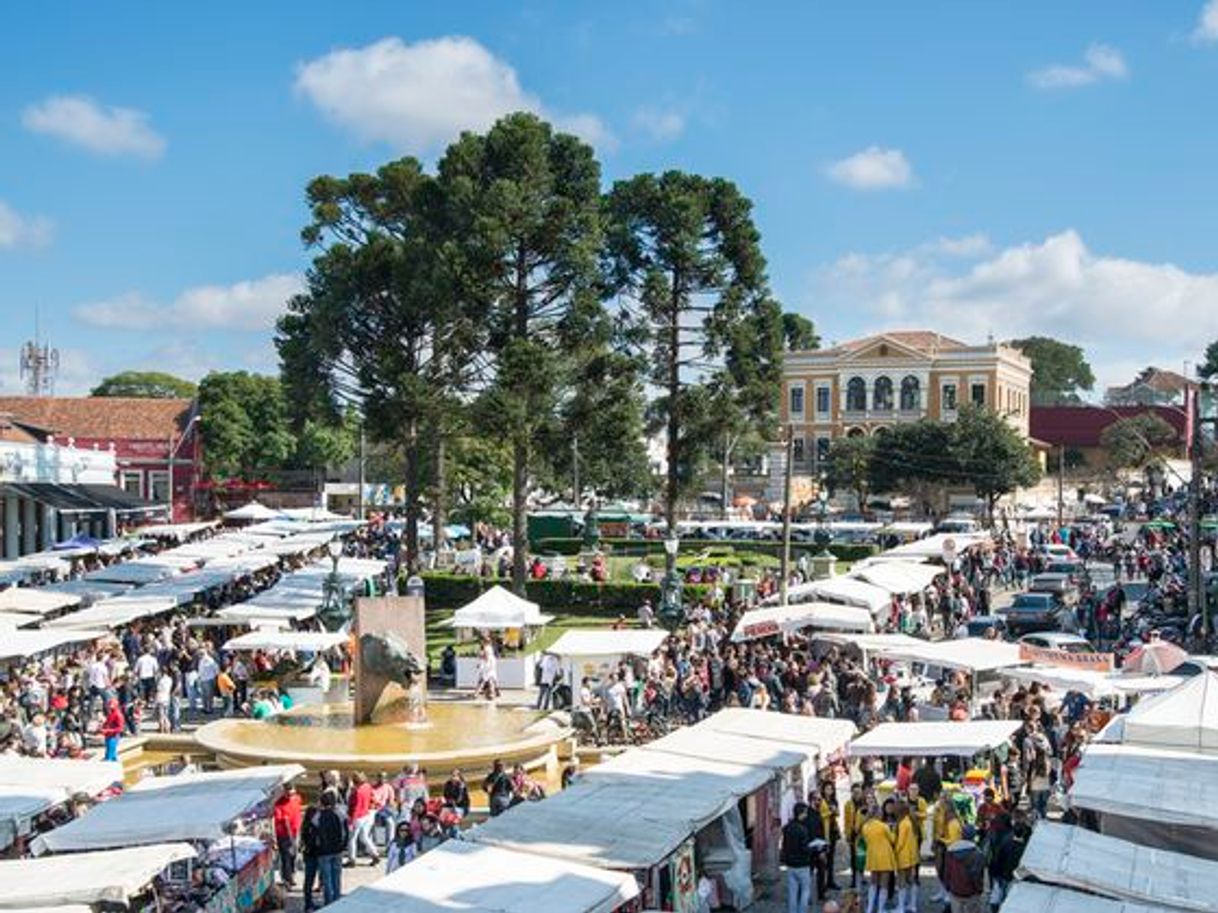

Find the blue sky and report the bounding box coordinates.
[3,1,1218,396]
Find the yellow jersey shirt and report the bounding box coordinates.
[861,817,897,873]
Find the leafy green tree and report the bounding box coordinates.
[279,156,483,569]
[868,421,956,516]
[445,437,514,527]
[295,413,358,489]
[782,312,819,351]
[603,171,777,566]
[1200,340,1218,380]
[1100,413,1179,470]
[1008,336,1095,404]
[824,435,876,511]
[440,113,605,591]
[91,371,196,398]
[197,372,294,479]
[949,404,1042,521]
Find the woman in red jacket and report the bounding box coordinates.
[101,697,125,762]
[273,783,304,887]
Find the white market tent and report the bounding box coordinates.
[0,588,81,616]
[42,596,179,631]
[0,786,68,851]
[33,765,304,854]
[0,843,196,909]
[1068,742,1218,858]
[848,561,945,595]
[1096,671,1218,752]
[221,630,348,653]
[731,602,874,642]
[84,560,180,586]
[0,756,123,796]
[1001,882,1163,913]
[322,840,638,913]
[1002,665,1184,699]
[216,603,319,624]
[40,579,135,604]
[876,532,990,561]
[0,612,39,629]
[223,501,283,522]
[137,521,218,541]
[875,636,1025,673]
[639,726,806,774]
[1018,822,1218,913]
[473,748,776,870]
[848,720,1022,757]
[445,585,554,629]
[549,629,669,658]
[701,708,857,762]
[0,628,108,662]
[765,577,890,614]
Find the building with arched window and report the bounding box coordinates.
[777,330,1032,478]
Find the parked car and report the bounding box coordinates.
[1001,592,1077,635]
[1028,572,1079,606]
[1018,632,1094,654]
[965,615,1008,638]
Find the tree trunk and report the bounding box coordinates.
[431,434,447,554]
[664,290,681,572]
[403,420,421,574]
[511,436,529,594]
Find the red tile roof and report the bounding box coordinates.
[820,330,969,356]
[0,397,194,442]
[1029,404,1188,448]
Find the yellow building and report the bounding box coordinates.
[780,331,1033,474]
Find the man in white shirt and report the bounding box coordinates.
[535,653,561,710]
[197,649,220,715]
[87,653,111,717]
[602,673,629,742]
[134,649,159,703]
[637,600,655,628]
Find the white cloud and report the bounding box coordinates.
[632,106,685,142]
[1027,43,1128,89]
[812,230,1218,394]
[295,36,614,154]
[918,234,993,258]
[74,273,303,332]
[825,146,914,191]
[1194,1,1218,43]
[0,201,53,249]
[22,95,166,159]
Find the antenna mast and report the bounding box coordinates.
[19,310,59,396]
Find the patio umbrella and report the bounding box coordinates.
[1123,640,1189,675]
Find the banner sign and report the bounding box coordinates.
[1018,643,1114,672]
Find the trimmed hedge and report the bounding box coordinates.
[417,572,713,617]
[531,537,877,563]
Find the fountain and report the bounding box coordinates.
[194,595,570,783]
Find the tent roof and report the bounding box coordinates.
[639,727,806,773]
[848,721,1022,757]
[321,840,638,913]
[700,708,857,760]
[1001,665,1184,699]
[1069,742,1218,831]
[223,501,283,521]
[1002,882,1165,913]
[1018,822,1218,912]
[0,628,107,662]
[446,585,552,629]
[849,560,945,595]
[221,630,348,652]
[0,787,68,851]
[33,765,303,853]
[42,597,179,630]
[549,629,668,657]
[769,576,890,612]
[876,636,1025,672]
[1106,671,1218,752]
[879,532,990,560]
[0,756,122,797]
[731,602,874,641]
[0,588,81,616]
[0,843,196,909]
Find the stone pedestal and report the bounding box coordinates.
[353,595,427,725]
[810,550,838,580]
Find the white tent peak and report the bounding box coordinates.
[1101,670,1218,752]
[224,501,283,521]
[445,585,552,629]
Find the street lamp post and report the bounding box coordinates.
[659,534,683,631]
[318,536,348,630]
[779,424,794,607]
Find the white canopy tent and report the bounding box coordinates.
[0,756,123,796]
[848,561,944,595]
[0,612,39,629]
[321,840,638,913]
[42,597,179,630]
[1096,671,1218,752]
[549,629,668,658]
[137,521,218,541]
[445,585,553,629]
[216,603,319,624]
[0,628,108,662]
[1068,742,1218,859]
[0,588,82,616]
[1018,822,1218,913]
[639,726,806,774]
[848,721,1022,757]
[1001,665,1184,699]
[876,532,990,561]
[0,843,196,909]
[765,577,890,614]
[731,602,874,641]
[32,765,304,853]
[0,786,68,851]
[1001,882,1163,913]
[700,708,857,762]
[221,630,348,653]
[875,636,1025,673]
[223,501,283,522]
